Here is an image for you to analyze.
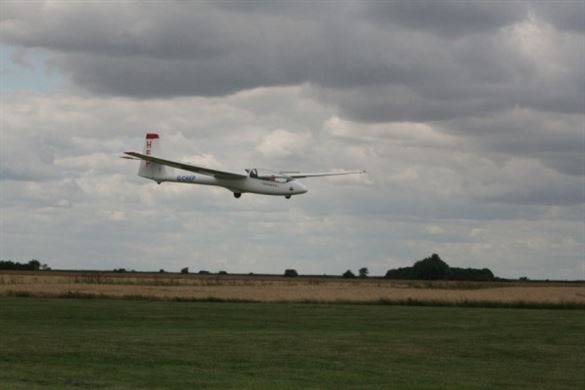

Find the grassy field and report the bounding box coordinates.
[1,271,584,306]
[0,296,584,389]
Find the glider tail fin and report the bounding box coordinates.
[138,132,168,181]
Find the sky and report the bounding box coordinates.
[0,0,583,279]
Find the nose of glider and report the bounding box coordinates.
[295,182,308,194]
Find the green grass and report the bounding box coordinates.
[0,297,583,389]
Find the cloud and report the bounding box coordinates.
[1,1,583,279]
[256,129,312,159]
[531,1,585,33]
[439,108,585,176]
[1,1,581,120]
[362,1,529,36]
[1,88,583,278]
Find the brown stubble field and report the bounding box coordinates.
[1,270,584,306]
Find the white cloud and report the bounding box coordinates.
[256,128,312,159]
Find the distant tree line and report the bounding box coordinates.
[283,267,371,279]
[0,256,494,281]
[109,258,498,280]
[0,259,50,271]
[385,254,495,281]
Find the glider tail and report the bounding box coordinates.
[138,132,168,181]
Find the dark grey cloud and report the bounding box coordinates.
[362,1,529,36]
[2,1,582,126]
[532,1,585,33]
[438,109,585,176]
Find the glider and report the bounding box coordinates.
[123,133,365,199]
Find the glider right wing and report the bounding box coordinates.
[281,170,366,179]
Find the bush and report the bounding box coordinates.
[385,266,416,279]
[198,270,211,275]
[284,269,298,277]
[359,267,369,278]
[218,270,228,275]
[449,267,494,281]
[180,267,189,274]
[342,270,356,278]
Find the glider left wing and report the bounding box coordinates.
[124,152,247,180]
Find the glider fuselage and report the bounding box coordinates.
[153,172,308,196]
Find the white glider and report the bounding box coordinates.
[124,133,366,199]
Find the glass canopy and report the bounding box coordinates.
[246,168,293,182]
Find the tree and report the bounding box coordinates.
[359,267,369,278]
[284,269,298,277]
[342,270,356,278]
[180,267,189,274]
[413,253,449,280]
[28,259,41,271]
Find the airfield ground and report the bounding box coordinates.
[1,272,583,388]
[1,271,584,306]
[0,296,583,389]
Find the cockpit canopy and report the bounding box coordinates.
[246,168,293,183]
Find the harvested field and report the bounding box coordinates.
[1,271,583,306]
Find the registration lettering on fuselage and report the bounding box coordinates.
[177,175,196,182]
